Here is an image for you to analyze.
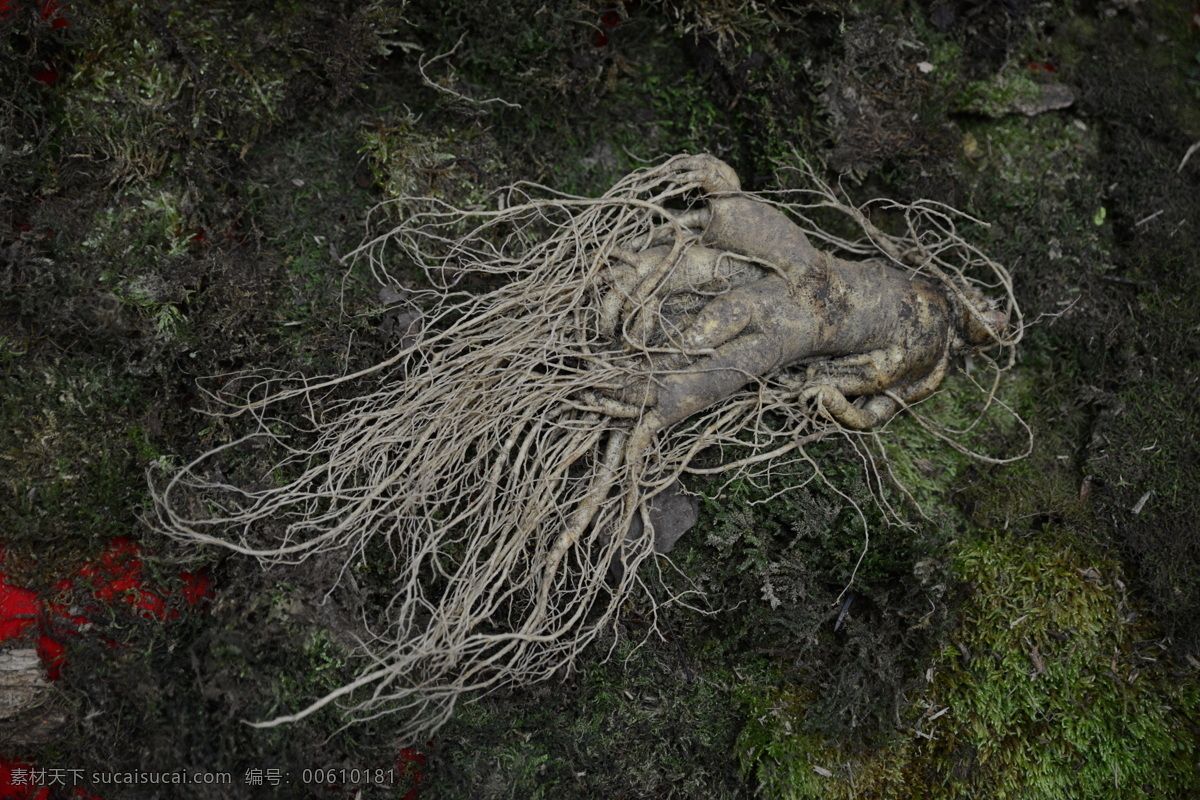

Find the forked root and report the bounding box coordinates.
[149,154,1026,741]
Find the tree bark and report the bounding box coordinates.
[0,647,65,746]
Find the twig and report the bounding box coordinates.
[1134,209,1164,227]
[418,33,521,111]
[1099,275,1154,288]
[1178,140,1200,173]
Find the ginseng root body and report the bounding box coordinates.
[604,155,1008,456]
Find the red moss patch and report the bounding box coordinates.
[0,573,38,641]
[0,538,214,681]
[396,744,432,800]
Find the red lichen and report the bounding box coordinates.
[0,1,70,86]
[0,573,39,642]
[0,0,69,27]
[72,537,170,620]
[0,538,214,682]
[0,541,215,800]
[591,2,637,47]
[31,60,60,85]
[396,744,431,800]
[38,0,68,29]
[0,759,51,800]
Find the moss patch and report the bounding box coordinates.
[737,529,1200,799]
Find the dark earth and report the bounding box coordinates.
[1,1,1198,798]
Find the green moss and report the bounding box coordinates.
[277,630,354,711]
[961,113,1098,216]
[3,1,1198,796]
[736,677,911,800]
[58,1,397,183]
[658,430,959,749]
[955,70,1043,118]
[639,69,724,155]
[919,531,1199,798]
[880,367,1036,514]
[736,529,1200,799]
[653,0,782,47]
[358,110,503,209]
[0,356,151,543]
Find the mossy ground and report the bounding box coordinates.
[2,0,1198,798]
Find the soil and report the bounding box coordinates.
[1,1,1198,798]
